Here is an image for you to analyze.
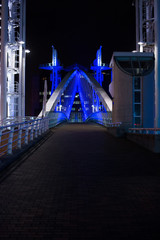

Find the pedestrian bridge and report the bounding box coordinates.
[38,67,112,127]
[0,123,160,239]
[0,66,115,158]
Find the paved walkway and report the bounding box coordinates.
[0,123,160,240]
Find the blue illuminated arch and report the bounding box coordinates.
[38,68,112,123]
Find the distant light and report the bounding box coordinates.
[132,50,137,53]
[19,41,25,44]
[138,41,144,45]
[25,49,30,53]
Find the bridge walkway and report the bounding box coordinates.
[0,123,160,239]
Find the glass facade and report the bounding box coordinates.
[115,56,154,76]
[133,77,141,127]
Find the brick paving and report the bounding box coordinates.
[0,123,160,239]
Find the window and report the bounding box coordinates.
[134,117,141,126]
[115,55,154,76]
[134,77,141,90]
[134,91,141,103]
[135,104,141,116]
[133,77,142,127]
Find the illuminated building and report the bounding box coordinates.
[109,52,154,128]
[110,0,160,128]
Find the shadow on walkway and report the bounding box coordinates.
[0,123,160,240]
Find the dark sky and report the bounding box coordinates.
[26,0,136,76]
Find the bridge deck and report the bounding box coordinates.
[0,123,160,239]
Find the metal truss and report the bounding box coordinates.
[0,0,26,120]
[39,46,63,95]
[135,0,155,52]
[60,74,78,119]
[91,46,111,86]
[80,71,112,113]
[78,73,102,120]
[38,69,112,123]
[38,70,77,118]
[135,0,160,128]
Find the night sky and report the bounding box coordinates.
[26,0,136,74]
[25,0,136,115]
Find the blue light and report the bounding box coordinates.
[91,46,112,86]
[111,69,113,82]
[52,69,110,122]
[39,46,63,95]
[39,47,112,124]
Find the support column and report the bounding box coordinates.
[0,0,8,120]
[20,0,26,117]
[135,0,139,51]
[139,0,143,52]
[154,0,160,128]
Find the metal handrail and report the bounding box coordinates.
[86,112,121,127]
[129,128,160,135]
[0,117,49,157]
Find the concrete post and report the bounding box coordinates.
[154,0,160,128]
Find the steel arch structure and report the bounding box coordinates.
[38,68,112,124]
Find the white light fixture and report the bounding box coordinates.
[138,42,145,52]
[25,49,30,53]
[138,41,144,45]
[19,41,25,44]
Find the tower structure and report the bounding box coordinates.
[91,46,111,87]
[0,0,26,121]
[135,0,160,127]
[39,46,63,95]
[135,0,155,52]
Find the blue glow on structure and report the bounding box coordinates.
[50,68,110,122]
[39,46,63,95]
[86,112,112,125]
[47,112,68,128]
[52,46,57,66]
[91,46,111,86]
[55,71,78,119]
[111,69,113,82]
[38,46,113,125]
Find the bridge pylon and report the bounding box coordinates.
[39,46,63,95]
[0,0,26,120]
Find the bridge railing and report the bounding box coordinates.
[0,116,38,127]
[0,117,49,157]
[129,128,160,135]
[86,112,122,127]
[46,112,68,128]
